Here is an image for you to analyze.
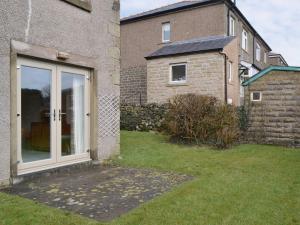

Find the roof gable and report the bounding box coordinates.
[242,66,300,86]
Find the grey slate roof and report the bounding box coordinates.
[121,0,211,22]
[146,36,235,59]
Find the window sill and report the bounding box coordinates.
[62,0,92,12]
[159,41,172,45]
[166,82,188,87]
[242,49,249,54]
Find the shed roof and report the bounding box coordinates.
[242,66,300,86]
[145,36,235,59]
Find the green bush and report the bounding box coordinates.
[164,94,240,149]
[121,103,168,131]
[237,105,249,132]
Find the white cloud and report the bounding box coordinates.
[237,0,300,66]
[121,0,300,66]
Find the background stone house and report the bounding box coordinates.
[121,0,274,105]
[269,52,289,66]
[146,36,240,104]
[0,0,120,186]
[243,66,300,147]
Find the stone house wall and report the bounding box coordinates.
[228,10,270,70]
[269,56,288,66]
[244,71,300,147]
[121,66,147,105]
[121,4,227,69]
[121,3,227,104]
[121,1,271,104]
[147,52,226,104]
[0,0,120,186]
[223,38,240,105]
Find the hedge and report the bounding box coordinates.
[120,103,168,131]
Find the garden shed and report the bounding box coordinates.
[243,66,300,147]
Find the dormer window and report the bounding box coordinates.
[162,22,171,43]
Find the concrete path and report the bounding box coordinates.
[4,166,191,221]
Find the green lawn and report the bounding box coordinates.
[1,131,300,225]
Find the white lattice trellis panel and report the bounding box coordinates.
[98,94,120,137]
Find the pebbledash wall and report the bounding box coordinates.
[0,0,120,186]
[243,68,300,147]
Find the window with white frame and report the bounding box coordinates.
[251,91,262,102]
[229,16,235,36]
[170,63,187,83]
[256,43,261,61]
[162,22,171,43]
[264,52,267,64]
[242,29,248,51]
[228,61,233,82]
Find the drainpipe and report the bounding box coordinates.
[220,51,228,104]
[253,34,255,65]
[227,5,230,36]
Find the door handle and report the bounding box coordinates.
[45,110,56,121]
[59,110,67,121]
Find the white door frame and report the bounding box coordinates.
[56,65,91,164]
[17,57,91,175]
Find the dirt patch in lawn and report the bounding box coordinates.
[3,165,191,221]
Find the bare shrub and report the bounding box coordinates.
[165,94,239,149]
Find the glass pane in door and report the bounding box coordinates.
[61,72,85,156]
[21,66,52,163]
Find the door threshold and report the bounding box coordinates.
[17,159,92,178]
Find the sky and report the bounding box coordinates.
[121,0,300,66]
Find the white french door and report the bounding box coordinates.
[17,58,91,175]
[56,65,90,164]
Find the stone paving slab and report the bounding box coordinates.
[3,166,192,221]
